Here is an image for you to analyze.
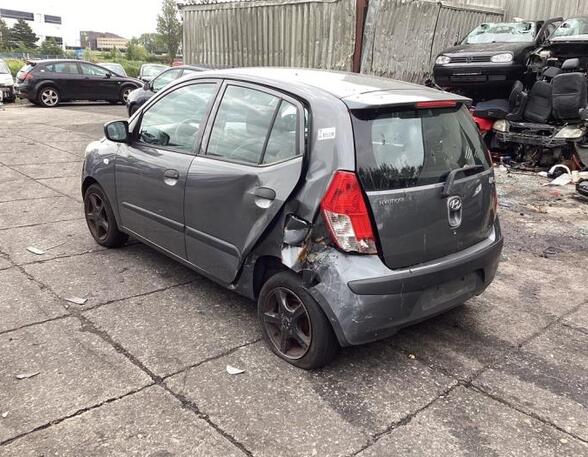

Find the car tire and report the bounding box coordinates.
[120,86,133,104]
[258,271,339,369]
[37,86,60,107]
[83,183,128,248]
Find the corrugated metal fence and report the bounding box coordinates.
[181,0,588,83]
[360,0,502,82]
[183,0,356,70]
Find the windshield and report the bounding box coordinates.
[142,65,168,77]
[552,18,588,40]
[352,105,490,191]
[0,61,9,74]
[464,22,537,44]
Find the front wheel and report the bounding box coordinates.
[38,86,60,107]
[258,271,339,369]
[120,86,133,104]
[84,184,128,248]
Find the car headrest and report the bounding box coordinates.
[542,66,561,79]
[561,58,580,71]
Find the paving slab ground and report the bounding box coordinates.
[0,103,587,456]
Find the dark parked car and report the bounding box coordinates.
[127,65,208,116]
[529,17,588,75]
[0,58,16,102]
[434,19,562,98]
[15,59,141,108]
[82,68,503,369]
[139,63,169,82]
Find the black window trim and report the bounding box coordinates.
[131,79,222,157]
[199,79,305,169]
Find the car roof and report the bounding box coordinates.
[184,67,469,109]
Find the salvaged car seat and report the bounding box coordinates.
[505,81,528,122]
[552,72,588,121]
[523,81,552,123]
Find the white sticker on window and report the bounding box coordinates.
[317,127,336,141]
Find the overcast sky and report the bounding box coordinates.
[3,0,165,39]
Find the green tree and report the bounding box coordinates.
[39,38,64,57]
[156,0,182,64]
[9,19,38,49]
[126,38,148,61]
[139,32,166,54]
[0,19,10,51]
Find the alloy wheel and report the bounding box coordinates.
[85,192,110,242]
[261,287,312,359]
[122,88,132,103]
[41,89,58,107]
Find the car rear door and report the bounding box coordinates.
[115,80,220,258]
[42,62,84,100]
[185,82,305,283]
[351,103,497,269]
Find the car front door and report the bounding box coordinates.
[79,63,118,100]
[115,80,220,258]
[185,82,305,283]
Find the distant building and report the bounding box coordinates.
[0,7,65,48]
[80,31,128,51]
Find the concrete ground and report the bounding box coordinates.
[0,101,586,457]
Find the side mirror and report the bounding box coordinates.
[104,120,129,143]
[143,81,150,90]
[105,72,111,79]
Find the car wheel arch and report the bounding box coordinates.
[253,255,290,299]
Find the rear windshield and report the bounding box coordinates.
[18,64,35,75]
[352,105,490,191]
[0,61,9,74]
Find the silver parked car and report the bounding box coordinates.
[82,68,503,369]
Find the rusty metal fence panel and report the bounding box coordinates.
[361,0,503,82]
[182,0,356,70]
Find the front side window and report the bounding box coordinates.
[152,68,182,92]
[46,62,79,74]
[353,105,490,191]
[464,22,537,44]
[138,83,217,152]
[207,85,299,165]
[80,64,110,77]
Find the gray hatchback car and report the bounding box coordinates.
[82,68,503,369]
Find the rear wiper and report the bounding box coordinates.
[442,165,485,197]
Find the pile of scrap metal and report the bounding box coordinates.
[435,17,588,172]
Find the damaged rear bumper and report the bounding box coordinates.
[308,225,503,347]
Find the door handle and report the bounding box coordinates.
[253,187,276,200]
[163,169,180,179]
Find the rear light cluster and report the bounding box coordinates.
[320,171,377,254]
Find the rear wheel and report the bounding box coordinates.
[258,271,339,369]
[38,86,60,107]
[84,184,128,248]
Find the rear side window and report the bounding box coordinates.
[352,105,490,191]
[45,62,79,74]
[206,85,300,165]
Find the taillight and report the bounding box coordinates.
[416,100,457,109]
[491,181,498,221]
[320,171,377,254]
[24,73,33,81]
